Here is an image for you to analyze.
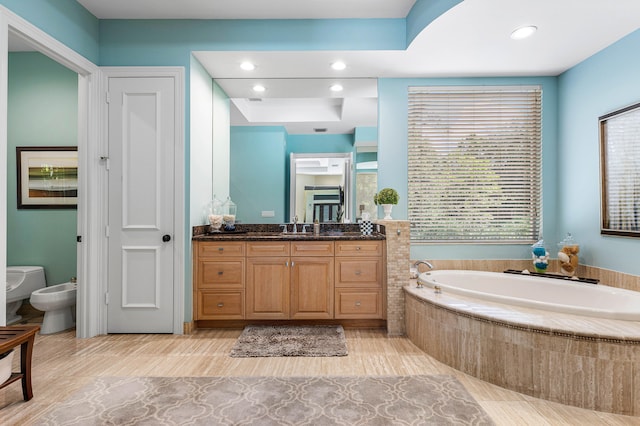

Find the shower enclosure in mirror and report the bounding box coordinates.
[290,153,353,223]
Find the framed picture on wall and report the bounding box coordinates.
[16,146,78,209]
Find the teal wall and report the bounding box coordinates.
[0,0,99,63]
[377,76,559,261]
[98,19,407,67]
[286,133,354,155]
[230,126,287,224]
[557,29,640,275]
[7,52,78,286]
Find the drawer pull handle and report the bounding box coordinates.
[355,301,361,307]
[218,247,224,251]
[218,271,223,275]
[217,303,224,308]
[356,246,361,251]
[355,270,361,275]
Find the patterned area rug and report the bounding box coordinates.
[229,324,348,357]
[35,375,495,425]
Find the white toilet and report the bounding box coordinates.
[6,266,46,325]
[30,280,77,334]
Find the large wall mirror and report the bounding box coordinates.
[195,52,378,225]
[290,153,353,223]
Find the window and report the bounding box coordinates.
[408,86,542,242]
[599,102,640,237]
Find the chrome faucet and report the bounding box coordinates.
[412,260,434,288]
[292,215,298,233]
[413,260,434,270]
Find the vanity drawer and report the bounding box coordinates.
[199,259,245,288]
[335,258,382,287]
[335,241,382,257]
[246,241,290,257]
[334,288,383,319]
[198,242,245,257]
[291,241,334,257]
[197,290,244,319]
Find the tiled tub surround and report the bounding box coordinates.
[404,282,640,416]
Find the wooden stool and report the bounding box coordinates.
[0,325,40,401]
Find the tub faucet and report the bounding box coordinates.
[412,260,434,288]
[413,260,434,271]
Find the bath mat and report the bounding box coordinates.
[35,375,495,425]
[229,324,348,357]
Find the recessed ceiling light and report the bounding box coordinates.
[330,84,343,92]
[252,84,266,92]
[240,61,256,71]
[331,61,346,71]
[510,25,537,40]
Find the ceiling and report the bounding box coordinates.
[70,1,640,134]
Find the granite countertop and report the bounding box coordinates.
[192,223,386,241]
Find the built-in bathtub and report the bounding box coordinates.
[404,270,640,416]
[417,269,640,321]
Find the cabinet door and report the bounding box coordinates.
[246,257,290,319]
[199,259,244,288]
[290,257,334,319]
[198,241,245,257]
[335,241,382,257]
[197,290,244,319]
[335,258,382,288]
[335,288,383,319]
[291,241,334,257]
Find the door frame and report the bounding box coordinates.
[0,7,101,336]
[100,67,185,335]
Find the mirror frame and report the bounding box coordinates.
[289,152,354,223]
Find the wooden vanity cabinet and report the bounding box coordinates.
[194,238,385,323]
[334,241,384,319]
[194,241,245,320]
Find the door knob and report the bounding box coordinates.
[162,234,171,242]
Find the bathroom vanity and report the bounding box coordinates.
[192,224,386,328]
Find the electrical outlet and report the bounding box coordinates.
[261,210,275,217]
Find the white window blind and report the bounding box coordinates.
[600,103,640,236]
[408,86,542,242]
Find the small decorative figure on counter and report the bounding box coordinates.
[359,212,373,235]
[557,233,579,276]
[531,240,549,273]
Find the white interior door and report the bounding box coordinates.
[106,76,175,333]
